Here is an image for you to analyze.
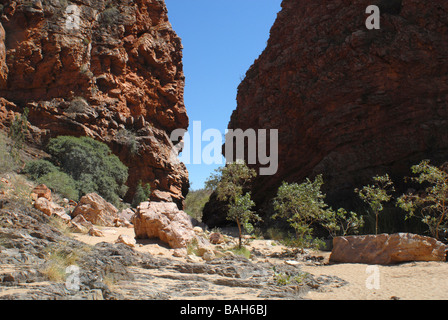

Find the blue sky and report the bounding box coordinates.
[165,0,282,190]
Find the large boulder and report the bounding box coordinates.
[330,233,447,265]
[71,193,118,227]
[133,202,194,249]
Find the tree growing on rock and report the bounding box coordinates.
[205,161,260,248]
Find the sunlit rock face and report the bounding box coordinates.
[0,0,189,206]
[204,0,448,227]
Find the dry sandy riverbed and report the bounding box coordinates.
[74,227,448,300]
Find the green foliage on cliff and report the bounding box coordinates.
[132,181,151,208]
[8,107,29,159]
[24,136,128,206]
[0,132,18,174]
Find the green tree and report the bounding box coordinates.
[23,159,59,181]
[205,161,260,248]
[132,181,151,208]
[205,160,257,203]
[397,160,448,240]
[355,174,395,235]
[227,193,260,248]
[322,208,364,238]
[273,175,330,250]
[273,175,363,249]
[38,170,79,201]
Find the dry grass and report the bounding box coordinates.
[40,243,92,283]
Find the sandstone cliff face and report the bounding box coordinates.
[0,0,189,205]
[204,0,448,226]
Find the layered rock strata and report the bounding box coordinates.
[0,0,189,206]
[205,0,448,226]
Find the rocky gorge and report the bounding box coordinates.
[1,0,448,302]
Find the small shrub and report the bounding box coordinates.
[38,171,79,201]
[132,181,151,208]
[273,175,330,250]
[8,107,29,159]
[67,97,90,114]
[116,129,139,155]
[46,136,128,206]
[23,159,59,181]
[41,244,91,283]
[205,161,260,248]
[186,237,199,256]
[397,160,448,240]
[5,173,34,206]
[273,175,362,249]
[100,6,120,26]
[272,266,310,286]
[228,245,251,259]
[355,174,395,235]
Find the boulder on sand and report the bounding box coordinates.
[330,233,447,265]
[133,201,194,249]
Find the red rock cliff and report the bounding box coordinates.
[204,0,448,226]
[0,0,189,206]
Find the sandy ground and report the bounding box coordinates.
[74,227,448,300]
[302,261,448,300]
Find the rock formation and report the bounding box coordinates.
[330,233,447,265]
[133,201,195,249]
[0,0,189,206]
[204,0,448,226]
[72,192,119,227]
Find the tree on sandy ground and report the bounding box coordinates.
[206,161,260,248]
[355,174,395,235]
[273,175,364,250]
[397,160,448,240]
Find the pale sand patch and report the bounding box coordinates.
[302,261,448,300]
